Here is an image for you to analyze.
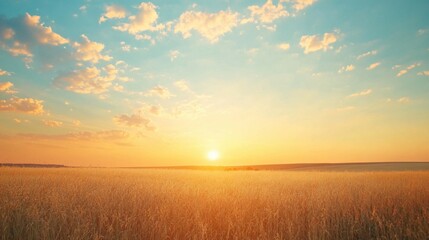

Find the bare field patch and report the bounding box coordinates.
[0,168,428,240]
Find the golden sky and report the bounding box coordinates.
[0,0,428,166]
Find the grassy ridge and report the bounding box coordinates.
[1,168,428,239]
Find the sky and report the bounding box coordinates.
[0,0,428,167]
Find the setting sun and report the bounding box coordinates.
[207,150,220,161]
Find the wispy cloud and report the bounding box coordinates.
[397,97,410,104]
[146,85,174,99]
[169,50,180,61]
[348,89,372,98]
[417,71,429,76]
[417,28,428,36]
[43,119,63,127]
[357,50,377,60]
[14,118,30,124]
[277,43,290,50]
[0,68,12,76]
[338,64,355,73]
[174,80,191,92]
[113,113,155,130]
[396,63,421,77]
[366,62,381,70]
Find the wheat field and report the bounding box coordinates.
[0,168,428,240]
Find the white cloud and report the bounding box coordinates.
[55,64,117,94]
[22,13,69,46]
[366,62,381,70]
[0,13,68,66]
[277,43,290,50]
[300,32,338,54]
[348,89,372,98]
[357,50,377,60]
[174,10,238,43]
[99,5,127,23]
[73,35,112,63]
[338,64,355,73]
[396,63,421,77]
[169,50,180,61]
[0,97,44,114]
[113,2,164,35]
[246,0,288,24]
[289,0,317,11]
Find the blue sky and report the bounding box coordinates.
[0,0,428,166]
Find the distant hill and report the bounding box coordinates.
[2,162,429,171]
[140,162,429,171]
[0,163,66,168]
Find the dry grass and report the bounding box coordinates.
[0,168,428,240]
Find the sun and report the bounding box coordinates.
[207,150,220,161]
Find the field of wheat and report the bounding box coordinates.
[0,168,428,240]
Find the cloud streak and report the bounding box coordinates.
[396,63,421,77]
[348,89,372,98]
[366,62,381,70]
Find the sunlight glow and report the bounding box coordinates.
[207,150,220,161]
